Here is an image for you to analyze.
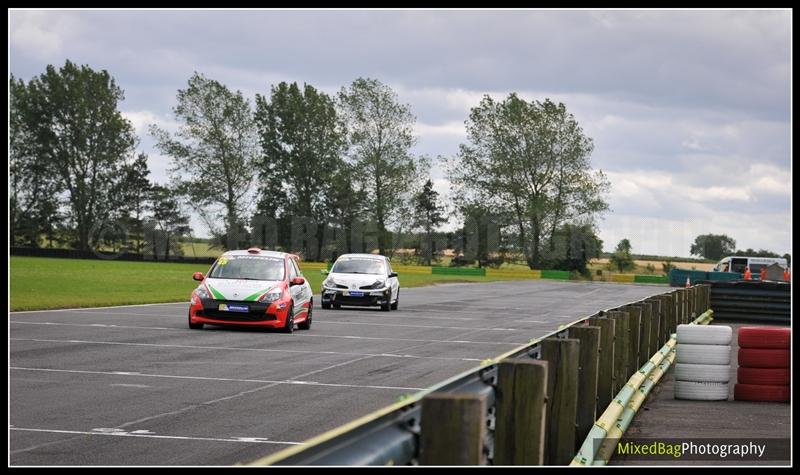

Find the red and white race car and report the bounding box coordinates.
[188,248,313,333]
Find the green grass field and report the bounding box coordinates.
[9,256,538,311]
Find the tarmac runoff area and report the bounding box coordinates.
[10,279,664,465]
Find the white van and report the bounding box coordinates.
[714,256,788,275]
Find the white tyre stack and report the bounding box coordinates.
[674,324,732,401]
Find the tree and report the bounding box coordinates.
[116,153,152,253]
[324,163,367,256]
[542,223,603,274]
[448,94,609,269]
[733,248,781,258]
[255,82,347,258]
[151,72,259,247]
[413,179,447,265]
[147,185,191,260]
[10,75,63,248]
[11,62,137,250]
[690,234,736,260]
[338,78,422,255]
[609,238,635,273]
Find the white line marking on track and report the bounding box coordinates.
[10,302,188,314]
[10,321,525,345]
[10,337,483,362]
[18,310,520,331]
[9,427,301,445]
[316,320,518,331]
[110,383,150,388]
[10,367,426,391]
[111,355,378,430]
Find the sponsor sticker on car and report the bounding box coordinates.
[219,303,249,313]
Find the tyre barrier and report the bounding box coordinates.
[675,344,731,366]
[737,348,791,368]
[734,326,791,403]
[737,327,791,349]
[675,380,730,401]
[675,363,730,383]
[674,323,732,401]
[676,324,732,345]
[733,383,790,402]
[737,367,790,386]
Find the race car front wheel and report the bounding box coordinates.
[282,303,295,334]
[298,302,312,330]
[391,289,399,310]
[188,311,204,330]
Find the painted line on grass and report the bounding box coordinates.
[9,338,483,362]
[9,427,301,446]
[10,367,426,391]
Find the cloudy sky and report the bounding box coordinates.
[9,9,792,257]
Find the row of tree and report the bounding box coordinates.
[11,60,610,270]
[690,234,789,264]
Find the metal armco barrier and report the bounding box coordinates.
[249,284,711,466]
[702,280,790,323]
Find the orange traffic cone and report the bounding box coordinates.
[760,267,767,281]
[685,275,691,288]
[744,266,752,280]
[785,268,791,281]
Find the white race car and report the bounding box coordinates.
[320,254,400,311]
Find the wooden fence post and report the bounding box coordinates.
[587,317,615,419]
[624,305,642,373]
[608,311,630,391]
[494,360,548,465]
[419,393,487,465]
[635,302,652,366]
[540,338,580,465]
[567,326,600,450]
[645,298,661,354]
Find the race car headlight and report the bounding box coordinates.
[370,280,386,289]
[323,278,339,289]
[259,288,284,303]
[195,285,211,300]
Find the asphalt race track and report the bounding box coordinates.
[10,280,665,465]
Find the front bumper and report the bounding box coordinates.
[321,288,391,307]
[189,296,289,327]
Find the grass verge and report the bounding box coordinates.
[10,256,537,311]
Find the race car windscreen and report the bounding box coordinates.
[332,258,386,275]
[208,256,285,281]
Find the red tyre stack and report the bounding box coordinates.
[735,327,791,402]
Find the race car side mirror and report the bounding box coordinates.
[290,277,305,286]
[193,272,205,281]
[389,272,398,278]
